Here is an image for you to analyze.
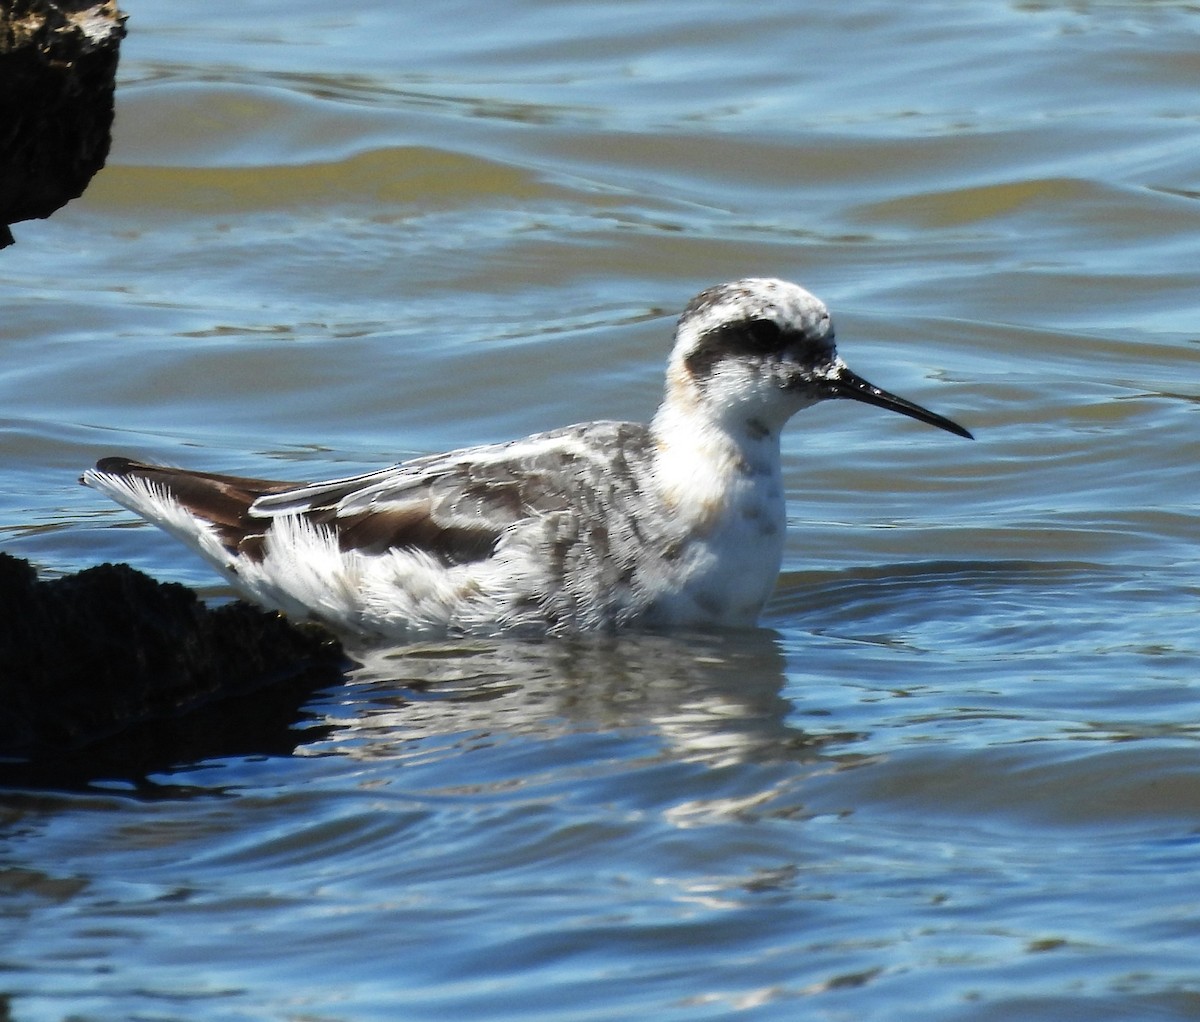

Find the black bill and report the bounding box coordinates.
[822,364,973,440]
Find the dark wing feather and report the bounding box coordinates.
[92,457,298,555]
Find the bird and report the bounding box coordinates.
[83,278,972,642]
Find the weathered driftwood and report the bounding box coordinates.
[0,0,126,248]
[0,553,347,785]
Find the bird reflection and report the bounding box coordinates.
[310,628,862,769]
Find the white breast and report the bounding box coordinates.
[644,411,787,627]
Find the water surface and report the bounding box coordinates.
[2,1,1200,1019]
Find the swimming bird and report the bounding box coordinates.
[83,278,972,640]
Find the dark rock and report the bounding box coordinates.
[0,1,127,248]
[0,553,348,786]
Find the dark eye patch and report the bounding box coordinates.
[684,317,790,377]
[741,318,784,350]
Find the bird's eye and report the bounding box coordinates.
[742,318,782,350]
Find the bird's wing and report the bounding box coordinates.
[89,423,651,565]
[249,421,650,563]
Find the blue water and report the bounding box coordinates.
[3,1,1200,1019]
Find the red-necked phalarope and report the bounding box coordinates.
[84,278,972,640]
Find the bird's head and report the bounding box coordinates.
[664,278,972,441]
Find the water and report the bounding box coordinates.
[2,0,1200,1018]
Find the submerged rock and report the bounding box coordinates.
[0,553,347,784]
